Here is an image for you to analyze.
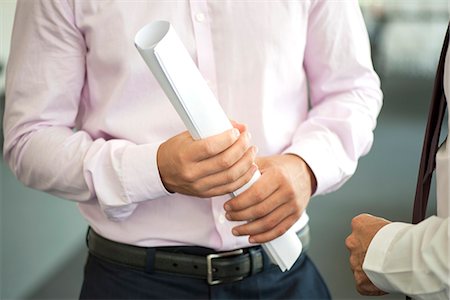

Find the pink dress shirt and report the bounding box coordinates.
[4,0,382,250]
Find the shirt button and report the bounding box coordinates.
[195,12,206,23]
[218,214,226,224]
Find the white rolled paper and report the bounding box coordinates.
[135,21,302,271]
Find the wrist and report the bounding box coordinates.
[284,154,317,196]
[303,159,317,195]
[156,142,175,194]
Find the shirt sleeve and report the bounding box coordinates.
[283,0,383,195]
[3,0,170,221]
[363,217,450,300]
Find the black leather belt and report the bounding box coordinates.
[87,225,310,285]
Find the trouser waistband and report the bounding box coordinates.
[86,225,310,285]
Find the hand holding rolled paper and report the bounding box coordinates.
[224,154,314,244]
[157,123,258,198]
[135,21,302,271]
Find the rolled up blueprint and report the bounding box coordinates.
[135,21,302,271]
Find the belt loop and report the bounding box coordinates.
[145,248,156,273]
[248,248,263,275]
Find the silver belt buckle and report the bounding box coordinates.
[206,249,244,285]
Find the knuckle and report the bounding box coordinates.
[203,140,216,156]
[351,216,361,228]
[355,213,370,222]
[191,181,203,193]
[219,155,234,169]
[348,254,357,267]
[254,206,267,218]
[261,220,272,231]
[267,216,279,229]
[345,236,353,249]
[253,189,264,202]
[284,187,296,199]
[181,168,196,183]
[354,214,363,221]
[260,224,271,233]
[226,169,240,183]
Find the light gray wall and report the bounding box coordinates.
[0,0,16,91]
[1,162,87,299]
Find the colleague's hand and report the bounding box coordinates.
[345,213,390,296]
[157,122,258,198]
[224,154,316,243]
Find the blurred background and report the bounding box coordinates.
[1,0,448,299]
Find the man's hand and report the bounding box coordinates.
[224,154,316,244]
[157,123,258,198]
[345,213,390,296]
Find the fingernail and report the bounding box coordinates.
[224,204,231,211]
[225,213,231,220]
[232,128,240,138]
[253,146,259,155]
[232,229,239,236]
[249,237,256,243]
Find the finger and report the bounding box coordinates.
[350,215,363,231]
[195,131,253,177]
[232,203,300,241]
[194,144,256,190]
[249,213,300,244]
[230,120,248,133]
[224,173,276,212]
[190,128,241,161]
[345,235,355,250]
[225,187,287,221]
[351,213,379,229]
[348,254,361,272]
[356,283,387,296]
[198,163,258,197]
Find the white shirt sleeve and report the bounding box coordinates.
[363,216,450,300]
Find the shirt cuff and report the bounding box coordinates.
[121,142,172,203]
[362,222,413,292]
[283,132,346,196]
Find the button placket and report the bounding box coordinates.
[195,12,206,23]
[211,195,235,246]
[189,0,218,97]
